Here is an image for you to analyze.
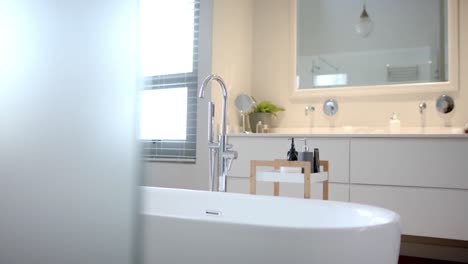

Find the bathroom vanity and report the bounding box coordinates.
[226,130,468,241]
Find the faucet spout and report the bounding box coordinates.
[198,74,236,192]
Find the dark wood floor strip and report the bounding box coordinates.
[399,256,466,264]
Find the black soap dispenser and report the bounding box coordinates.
[287,138,298,161]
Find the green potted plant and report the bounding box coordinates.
[249,97,285,132]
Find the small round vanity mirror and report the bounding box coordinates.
[235,94,255,113]
[234,94,255,133]
[436,95,455,114]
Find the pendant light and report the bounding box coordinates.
[355,4,373,38]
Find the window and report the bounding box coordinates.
[140,0,199,162]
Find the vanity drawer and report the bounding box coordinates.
[350,184,468,241]
[228,136,350,183]
[350,138,468,189]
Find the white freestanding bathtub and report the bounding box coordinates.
[142,187,401,264]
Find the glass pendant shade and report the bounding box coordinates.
[355,5,373,38]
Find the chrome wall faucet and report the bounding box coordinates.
[419,101,427,114]
[305,105,315,116]
[198,74,238,192]
[419,101,427,128]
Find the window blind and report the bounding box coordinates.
[140,0,199,163]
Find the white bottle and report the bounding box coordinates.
[256,121,263,133]
[389,112,401,133]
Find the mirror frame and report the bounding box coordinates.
[289,0,459,102]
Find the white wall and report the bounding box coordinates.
[251,0,293,126]
[211,0,254,132]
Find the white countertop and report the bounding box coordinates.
[228,126,468,138]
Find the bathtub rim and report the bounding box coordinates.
[142,186,401,231]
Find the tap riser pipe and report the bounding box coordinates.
[218,135,227,192]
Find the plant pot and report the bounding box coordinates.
[249,112,274,133]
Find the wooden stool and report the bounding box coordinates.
[250,160,329,200]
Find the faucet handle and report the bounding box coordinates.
[223,150,238,174]
[305,105,315,116]
[226,143,234,150]
[208,142,219,149]
[223,150,238,160]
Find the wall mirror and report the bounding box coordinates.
[290,0,459,100]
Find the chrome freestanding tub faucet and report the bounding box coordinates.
[198,74,238,192]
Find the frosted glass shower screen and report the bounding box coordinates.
[0,1,140,264]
